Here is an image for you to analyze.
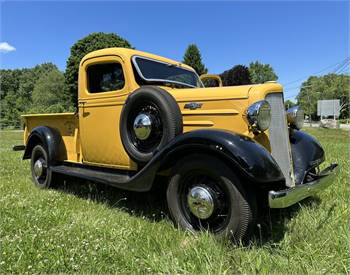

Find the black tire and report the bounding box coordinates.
[166,154,256,241]
[30,144,53,188]
[120,86,182,163]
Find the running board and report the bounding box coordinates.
[50,164,154,192]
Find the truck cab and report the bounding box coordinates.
[18,48,338,241]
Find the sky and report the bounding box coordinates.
[0,1,349,100]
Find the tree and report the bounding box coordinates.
[64,32,133,108]
[1,91,23,128]
[296,73,350,119]
[249,61,278,84]
[29,69,70,113]
[18,63,58,104]
[220,65,251,86]
[182,44,208,76]
[284,100,297,110]
[0,69,22,98]
[0,63,59,128]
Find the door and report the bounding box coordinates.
[78,55,136,170]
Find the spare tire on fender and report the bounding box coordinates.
[120,86,183,163]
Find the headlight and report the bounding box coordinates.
[246,100,271,132]
[287,106,304,129]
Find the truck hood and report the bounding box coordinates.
[162,82,283,103]
[163,85,251,102]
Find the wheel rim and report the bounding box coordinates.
[32,150,48,185]
[179,171,231,233]
[187,186,215,219]
[128,101,163,153]
[133,113,152,140]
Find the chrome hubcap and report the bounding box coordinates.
[133,113,152,140]
[33,158,45,178]
[187,186,215,219]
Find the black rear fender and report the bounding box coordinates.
[23,126,65,163]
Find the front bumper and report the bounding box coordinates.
[268,163,339,208]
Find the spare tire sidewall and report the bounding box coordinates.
[120,86,182,163]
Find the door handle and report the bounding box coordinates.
[78,101,88,117]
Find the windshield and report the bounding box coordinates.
[132,56,203,88]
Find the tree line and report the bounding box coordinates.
[0,63,72,128]
[1,32,348,128]
[183,43,278,85]
[297,74,349,119]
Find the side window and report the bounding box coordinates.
[87,62,125,93]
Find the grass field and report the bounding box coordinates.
[0,129,349,274]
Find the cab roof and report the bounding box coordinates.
[80,47,195,72]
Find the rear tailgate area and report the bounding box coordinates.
[22,113,80,162]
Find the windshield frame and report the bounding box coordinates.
[131,55,203,88]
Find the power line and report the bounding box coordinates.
[283,57,350,87]
[286,63,350,93]
[337,66,349,74]
[284,59,350,100]
[332,58,350,73]
[285,88,308,100]
[285,93,299,100]
[284,85,305,91]
[334,60,350,74]
[285,85,311,99]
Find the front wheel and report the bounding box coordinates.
[30,144,54,188]
[166,154,256,241]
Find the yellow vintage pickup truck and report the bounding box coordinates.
[15,48,338,241]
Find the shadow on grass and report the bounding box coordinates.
[251,196,322,246]
[52,174,170,223]
[52,174,324,246]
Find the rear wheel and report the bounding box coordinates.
[166,154,256,241]
[30,144,53,188]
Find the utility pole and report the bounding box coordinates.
[307,91,312,127]
[301,84,313,127]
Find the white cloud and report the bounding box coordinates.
[0,42,16,53]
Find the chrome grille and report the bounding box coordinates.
[266,93,294,187]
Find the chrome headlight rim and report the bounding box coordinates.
[246,100,271,132]
[287,105,304,130]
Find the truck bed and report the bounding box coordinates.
[22,113,81,163]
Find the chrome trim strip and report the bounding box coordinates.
[131,55,203,88]
[268,163,339,208]
[183,121,214,126]
[182,108,239,116]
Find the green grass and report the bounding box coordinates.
[0,129,349,274]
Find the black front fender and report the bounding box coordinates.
[23,126,65,163]
[290,130,325,184]
[151,129,284,184]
